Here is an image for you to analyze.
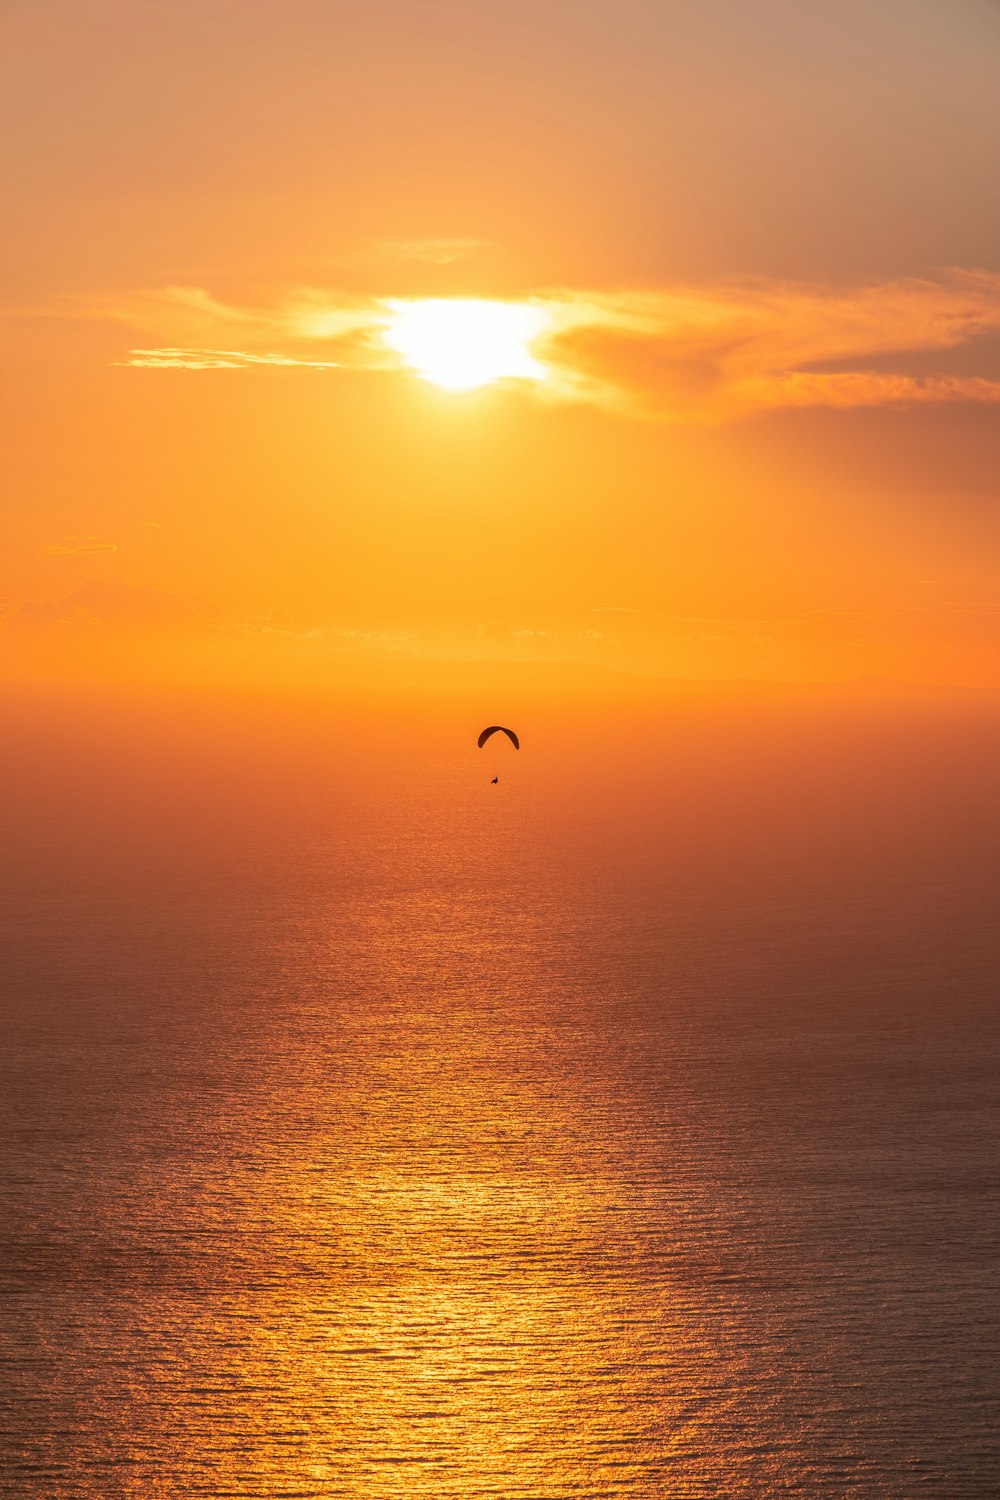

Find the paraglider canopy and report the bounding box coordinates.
[478,725,519,750]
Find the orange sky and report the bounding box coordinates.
[3,0,1000,693]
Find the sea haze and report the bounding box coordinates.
[1,685,998,1498]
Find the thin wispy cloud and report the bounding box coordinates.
[108,270,1000,421]
[119,348,341,371]
[376,237,491,265]
[46,536,118,555]
[5,582,419,654]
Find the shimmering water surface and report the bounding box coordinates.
[2,694,998,1497]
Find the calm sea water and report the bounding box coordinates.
[2,691,998,1497]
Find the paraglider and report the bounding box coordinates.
[478,725,519,786]
[477,726,520,750]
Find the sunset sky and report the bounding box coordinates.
[4,0,1000,692]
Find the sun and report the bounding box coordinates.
[382,298,549,392]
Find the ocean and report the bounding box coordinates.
[2,686,998,1497]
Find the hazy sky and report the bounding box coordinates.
[3,0,1000,689]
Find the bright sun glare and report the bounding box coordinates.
[382,298,549,392]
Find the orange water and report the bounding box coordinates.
[2,692,998,1496]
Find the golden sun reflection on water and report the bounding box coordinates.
[257,1153,726,1497]
[206,879,745,1500]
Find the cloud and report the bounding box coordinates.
[376,237,490,265]
[535,272,1000,419]
[4,580,418,654]
[736,371,1000,411]
[46,536,117,555]
[10,579,221,631]
[118,347,341,370]
[105,270,1000,421]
